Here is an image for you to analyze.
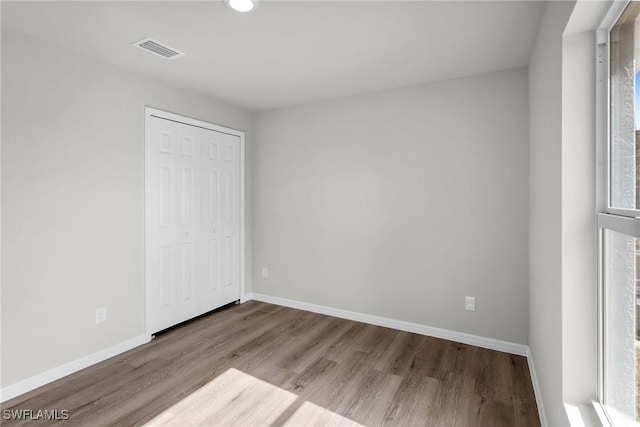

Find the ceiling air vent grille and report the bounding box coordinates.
[133,38,185,60]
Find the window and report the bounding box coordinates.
[599,2,640,425]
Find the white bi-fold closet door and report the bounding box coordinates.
[146,110,242,335]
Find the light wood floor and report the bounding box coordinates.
[2,301,540,426]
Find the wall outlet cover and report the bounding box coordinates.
[465,296,476,312]
[96,307,107,323]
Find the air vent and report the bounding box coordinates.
[133,38,185,60]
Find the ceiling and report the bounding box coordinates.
[1,1,545,111]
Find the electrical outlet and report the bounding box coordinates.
[262,267,268,278]
[465,296,476,312]
[96,307,107,323]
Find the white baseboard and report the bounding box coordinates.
[0,334,149,403]
[527,347,549,427]
[246,293,528,356]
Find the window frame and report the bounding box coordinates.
[598,0,640,218]
[596,1,640,425]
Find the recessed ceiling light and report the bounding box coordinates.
[225,0,256,12]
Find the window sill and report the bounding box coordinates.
[563,401,606,427]
[590,401,612,427]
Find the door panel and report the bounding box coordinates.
[202,129,241,311]
[148,116,202,333]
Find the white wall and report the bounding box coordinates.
[253,68,530,345]
[528,2,575,425]
[1,28,253,388]
[562,30,597,406]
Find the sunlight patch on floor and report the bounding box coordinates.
[144,368,297,426]
[283,401,364,427]
[143,368,364,426]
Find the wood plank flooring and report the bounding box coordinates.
[1,301,540,427]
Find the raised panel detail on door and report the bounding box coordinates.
[148,113,241,335]
[159,246,171,308]
[208,238,219,292]
[224,236,234,287]
[181,136,194,157]
[159,166,172,227]
[209,171,219,222]
[181,243,193,302]
[180,167,194,225]
[225,143,235,162]
[159,132,172,153]
[209,142,219,160]
[223,171,233,221]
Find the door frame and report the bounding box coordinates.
[144,107,246,340]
